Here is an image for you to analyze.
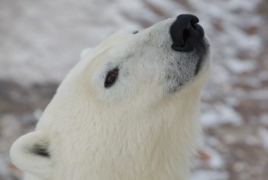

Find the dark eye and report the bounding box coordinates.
[104,68,119,88]
[133,30,139,34]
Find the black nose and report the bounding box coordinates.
[170,14,204,52]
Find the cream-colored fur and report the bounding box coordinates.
[10,17,211,180]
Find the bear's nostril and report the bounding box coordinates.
[190,20,197,30]
[181,28,190,47]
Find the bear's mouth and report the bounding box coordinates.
[194,40,208,76]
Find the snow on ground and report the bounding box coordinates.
[191,170,229,180]
[0,0,268,179]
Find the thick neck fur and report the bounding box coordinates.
[37,85,201,180]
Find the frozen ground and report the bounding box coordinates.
[0,0,268,179]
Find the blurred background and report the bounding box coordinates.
[0,0,268,180]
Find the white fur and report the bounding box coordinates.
[10,131,52,179]
[10,17,211,180]
[80,48,93,58]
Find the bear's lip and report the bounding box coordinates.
[194,39,210,76]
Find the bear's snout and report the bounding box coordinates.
[170,14,205,52]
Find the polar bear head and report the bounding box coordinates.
[10,15,211,180]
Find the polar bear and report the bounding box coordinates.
[10,14,211,180]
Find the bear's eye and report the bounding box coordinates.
[133,30,139,34]
[104,68,119,88]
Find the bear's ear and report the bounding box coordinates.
[80,48,93,58]
[10,131,52,179]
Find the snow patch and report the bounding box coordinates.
[191,170,229,180]
[201,104,243,128]
[259,127,268,152]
